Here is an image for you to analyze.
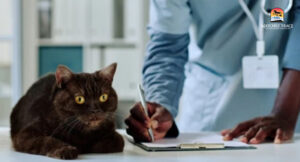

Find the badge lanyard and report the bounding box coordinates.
[261,0,293,16]
[238,0,293,89]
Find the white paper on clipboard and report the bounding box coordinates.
[128,132,250,148]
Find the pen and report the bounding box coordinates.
[137,84,155,142]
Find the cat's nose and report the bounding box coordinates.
[90,109,102,113]
[90,109,98,113]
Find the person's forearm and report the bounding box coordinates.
[142,28,189,118]
[272,69,300,128]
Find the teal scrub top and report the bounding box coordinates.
[143,0,300,132]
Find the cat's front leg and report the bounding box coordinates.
[90,131,124,153]
[12,128,79,159]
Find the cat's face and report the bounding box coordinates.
[53,63,118,131]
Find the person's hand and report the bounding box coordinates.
[221,115,295,144]
[125,102,173,142]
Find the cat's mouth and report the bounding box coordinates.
[85,119,102,128]
[79,115,105,129]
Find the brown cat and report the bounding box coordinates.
[10,63,124,159]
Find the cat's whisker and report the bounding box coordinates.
[75,121,85,133]
[50,116,77,137]
[60,118,80,137]
[65,119,81,137]
[50,121,68,137]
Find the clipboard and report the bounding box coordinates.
[126,133,256,152]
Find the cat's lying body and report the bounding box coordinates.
[10,63,124,159]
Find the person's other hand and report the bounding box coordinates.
[221,115,294,144]
[125,102,173,142]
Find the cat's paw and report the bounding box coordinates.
[47,145,79,159]
[91,132,124,153]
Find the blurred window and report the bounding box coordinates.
[0,0,20,126]
[0,0,13,36]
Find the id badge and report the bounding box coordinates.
[242,55,279,89]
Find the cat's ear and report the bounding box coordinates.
[55,65,73,88]
[97,63,117,83]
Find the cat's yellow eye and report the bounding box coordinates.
[99,93,108,103]
[75,96,85,104]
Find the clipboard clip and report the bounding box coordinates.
[179,143,225,149]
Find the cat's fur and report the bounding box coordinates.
[10,63,124,159]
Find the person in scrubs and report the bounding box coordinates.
[125,0,300,144]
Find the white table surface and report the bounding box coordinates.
[1,127,299,162]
